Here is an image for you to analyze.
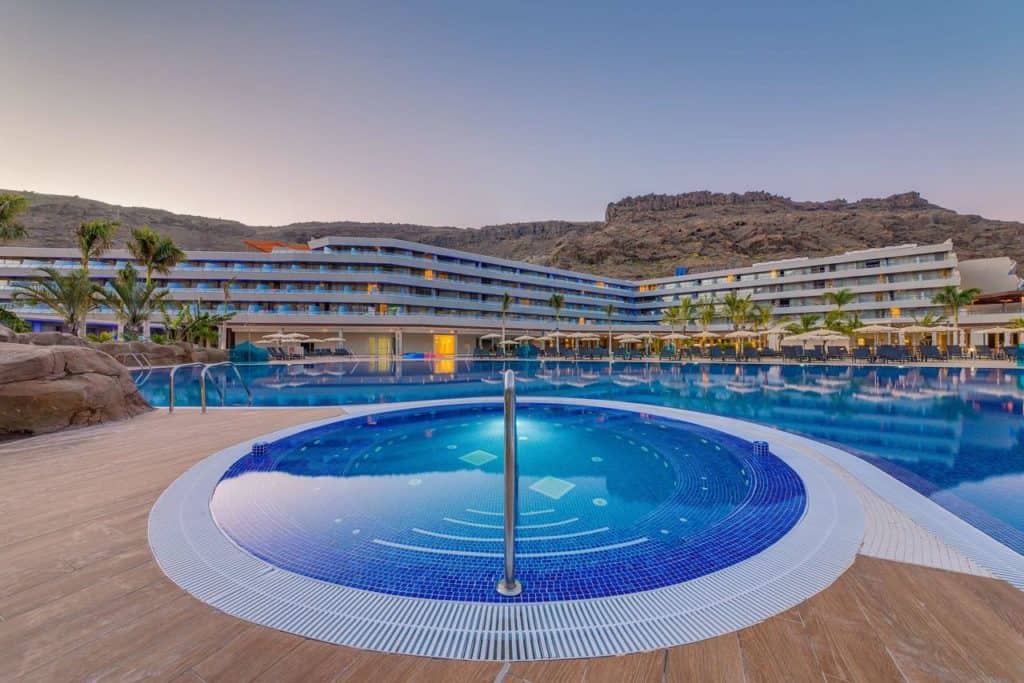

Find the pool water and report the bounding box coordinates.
[138,359,1024,554]
[210,403,805,602]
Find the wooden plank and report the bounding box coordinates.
[584,650,664,682]
[736,614,821,683]
[191,624,305,682]
[1,410,1021,681]
[665,633,744,682]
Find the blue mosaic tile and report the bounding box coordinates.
[211,403,807,603]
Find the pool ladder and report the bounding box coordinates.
[497,369,522,597]
[167,362,253,413]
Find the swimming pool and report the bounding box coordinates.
[210,403,805,602]
[149,398,862,659]
[136,359,1024,554]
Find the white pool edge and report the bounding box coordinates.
[149,397,868,660]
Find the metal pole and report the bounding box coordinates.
[168,372,176,413]
[497,369,522,597]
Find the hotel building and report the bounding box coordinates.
[0,237,1017,354]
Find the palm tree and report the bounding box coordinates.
[749,303,773,333]
[785,313,821,335]
[720,291,753,331]
[74,219,120,273]
[11,267,98,337]
[823,288,855,314]
[0,193,29,241]
[548,292,565,352]
[95,263,169,340]
[500,292,512,346]
[604,302,615,359]
[676,296,696,335]
[127,226,186,285]
[162,305,235,346]
[697,296,717,336]
[932,285,982,346]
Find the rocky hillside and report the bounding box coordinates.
[4,189,1022,278]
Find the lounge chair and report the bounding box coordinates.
[920,345,945,361]
[826,347,848,361]
[852,347,871,363]
[782,346,803,361]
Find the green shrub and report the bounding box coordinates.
[0,306,30,333]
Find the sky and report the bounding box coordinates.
[2,1,1022,227]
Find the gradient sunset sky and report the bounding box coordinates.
[3,1,1022,226]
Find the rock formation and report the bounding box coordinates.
[0,342,151,436]
[4,188,1022,278]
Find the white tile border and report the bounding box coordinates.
[148,398,864,660]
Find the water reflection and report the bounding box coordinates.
[136,359,1024,552]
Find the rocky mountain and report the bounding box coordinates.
[4,189,1022,278]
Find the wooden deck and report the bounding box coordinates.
[1,409,1023,682]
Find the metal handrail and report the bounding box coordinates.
[199,362,253,413]
[168,363,205,413]
[496,369,522,597]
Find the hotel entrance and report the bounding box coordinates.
[432,334,456,373]
[432,334,455,356]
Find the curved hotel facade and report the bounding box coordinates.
[0,237,1016,354]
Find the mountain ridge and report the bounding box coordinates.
[3,189,1021,278]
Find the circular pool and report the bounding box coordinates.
[211,403,805,602]
[149,398,863,660]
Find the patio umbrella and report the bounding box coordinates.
[854,324,898,334]
[513,335,535,342]
[261,332,289,341]
[319,335,346,342]
[615,335,643,343]
[498,339,519,345]
[661,332,688,340]
[281,332,309,340]
[479,332,503,340]
[724,330,758,339]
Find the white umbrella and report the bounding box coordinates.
[661,332,688,340]
[578,334,602,341]
[319,335,346,342]
[616,335,643,343]
[513,335,535,342]
[479,332,503,340]
[724,330,758,339]
[636,332,659,339]
[854,324,898,334]
[978,326,1013,334]
[281,332,309,340]
[498,339,519,346]
[547,331,569,338]
[261,332,289,341]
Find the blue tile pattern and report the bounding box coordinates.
[211,403,806,603]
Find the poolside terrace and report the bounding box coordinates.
[2,409,1023,681]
